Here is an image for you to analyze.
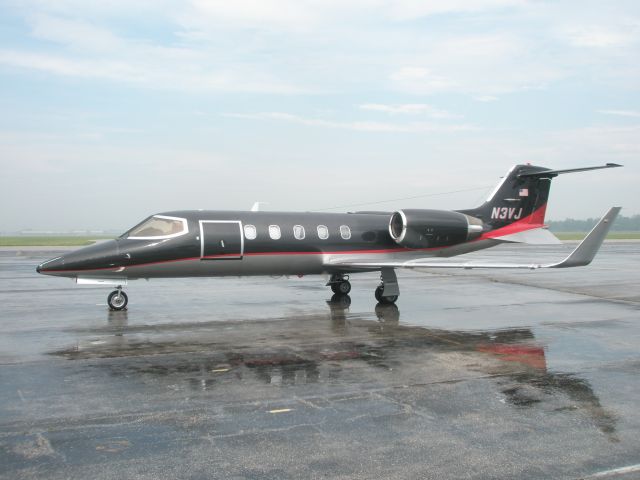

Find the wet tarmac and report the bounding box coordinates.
[1,243,639,479]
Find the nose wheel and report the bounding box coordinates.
[108,287,128,311]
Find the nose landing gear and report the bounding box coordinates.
[108,286,128,311]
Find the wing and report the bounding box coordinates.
[331,207,621,271]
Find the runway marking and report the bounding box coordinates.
[211,368,229,373]
[581,464,640,478]
[269,408,293,414]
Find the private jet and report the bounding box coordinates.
[37,163,622,310]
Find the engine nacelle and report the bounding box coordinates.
[388,209,483,249]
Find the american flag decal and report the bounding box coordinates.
[519,188,529,197]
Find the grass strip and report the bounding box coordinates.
[553,232,640,241]
[0,236,113,247]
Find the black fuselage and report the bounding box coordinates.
[38,210,446,279]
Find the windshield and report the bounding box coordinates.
[123,215,188,239]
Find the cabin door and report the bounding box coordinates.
[199,220,244,260]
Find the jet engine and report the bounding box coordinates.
[388,209,484,249]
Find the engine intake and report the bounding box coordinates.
[389,209,483,249]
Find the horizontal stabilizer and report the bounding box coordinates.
[517,163,622,179]
[330,207,620,271]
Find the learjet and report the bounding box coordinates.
[37,163,622,310]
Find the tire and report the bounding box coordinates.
[330,283,339,294]
[375,285,398,304]
[108,290,128,310]
[336,281,351,295]
[375,285,383,302]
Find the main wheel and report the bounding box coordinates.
[374,285,383,302]
[108,290,128,311]
[336,280,351,295]
[375,285,398,304]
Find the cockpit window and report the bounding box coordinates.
[125,215,188,239]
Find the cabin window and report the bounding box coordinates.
[269,225,281,240]
[293,225,305,240]
[244,224,257,240]
[340,225,351,240]
[317,225,329,240]
[126,215,188,239]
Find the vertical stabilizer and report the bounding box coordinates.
[459,163,621,233]
[460,164,553,230]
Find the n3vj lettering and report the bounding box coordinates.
[491,207,523,220]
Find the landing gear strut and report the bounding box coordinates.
[108,286,128,311]
[375,268,399,304]
[327,273,351,295]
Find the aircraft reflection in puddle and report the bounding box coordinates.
[56,295,617,442]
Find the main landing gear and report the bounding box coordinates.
[375,285,398,304]
[375,268,399,304]
[327,269,400,304]
[375,268,400,303]
[108,286,128,311]
[326,274,351,295]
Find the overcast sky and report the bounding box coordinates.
[1,0,638,232]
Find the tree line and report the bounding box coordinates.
[547,214,640,232]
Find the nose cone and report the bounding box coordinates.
[37,240,121,277]
[36,255,66,275]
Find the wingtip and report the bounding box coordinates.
[605,206,622,219]
[548,206,620,268]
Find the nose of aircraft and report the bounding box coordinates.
[36,254,66,274]
[37,239,121,276]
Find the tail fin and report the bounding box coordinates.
[460,163,622,232]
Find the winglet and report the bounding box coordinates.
[546,207,621,268]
